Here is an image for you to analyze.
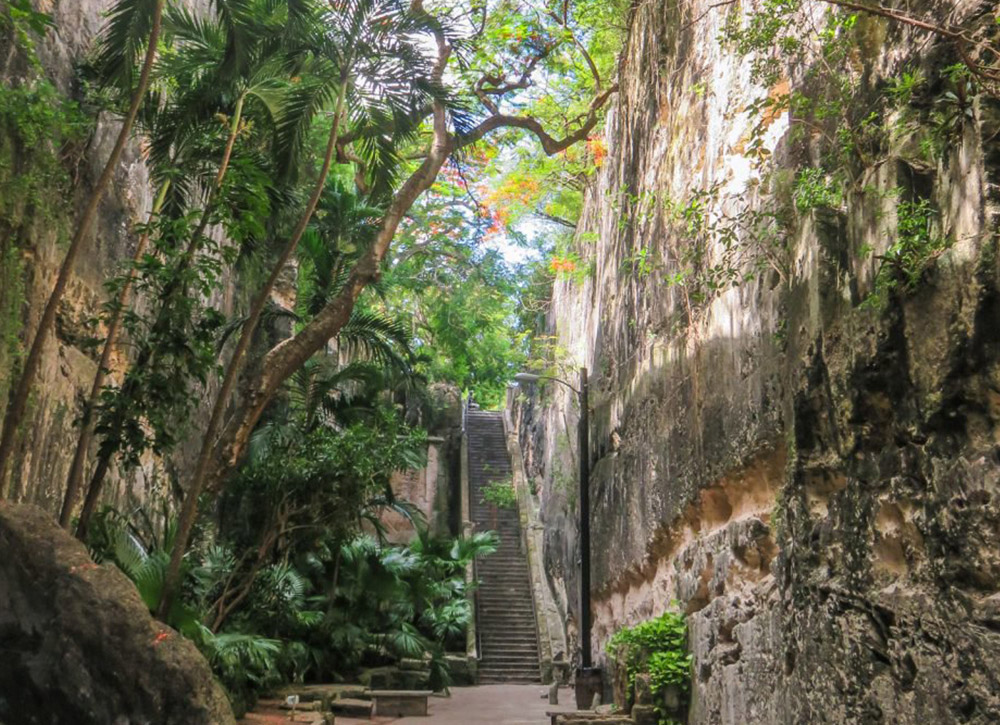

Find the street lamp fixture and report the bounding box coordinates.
[513,367,600,709]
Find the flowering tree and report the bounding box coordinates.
[158,0,624,616]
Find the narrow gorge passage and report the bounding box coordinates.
[3,0,1000,722]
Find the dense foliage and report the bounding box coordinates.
[89,497,498,714]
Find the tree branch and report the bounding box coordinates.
[460,83,619,155]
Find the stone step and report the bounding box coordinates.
[478,555,528,562]
[478,567,531,573]
[481,641,539,650]
[479,569,531,575]
[478,569,530,576]
[478,568,529,574]
[481,641,538,649]
[481,650,539,659]
[480,653,540,661]
[478,563,530,569]
[481,642,538,651]
[479,670,540,680]
[329,698,373,718]
[478,557,527,563]
[479,663,540,672]
[479,666,541,675]
[477,618,536,627]
[481,632,539,640]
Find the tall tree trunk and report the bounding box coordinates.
[0,0,166,497]
[59,180,170,529]
[208,104,454,486]
[157,84,349,620]
[73,98,245,538]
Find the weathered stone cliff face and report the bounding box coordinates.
[0,503,237,724]
[0,0,226,513]
[513,0,1000,722]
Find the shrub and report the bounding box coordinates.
[482,479,517,509]
[606,609,692,724]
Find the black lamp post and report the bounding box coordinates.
[513,367,601,709]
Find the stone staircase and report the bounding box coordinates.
[467,410,541,684]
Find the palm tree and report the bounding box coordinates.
[68,0,304,535]
[158,0,447,619]
[0,0,166,496]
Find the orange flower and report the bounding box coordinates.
[548,256,577,274]
[587,137,607,167]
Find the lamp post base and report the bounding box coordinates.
[574,666,603,710]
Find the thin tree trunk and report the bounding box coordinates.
[210,526,278,632]
[0,0,166,497]
[73,99,245,538]
[157,84,349,620]
[75,451,111,539]
[60,180,170,529]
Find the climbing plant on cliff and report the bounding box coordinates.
[612,0,999,324]
[60,0,316,529]
[66,0,306,537]
[0,72,89,420]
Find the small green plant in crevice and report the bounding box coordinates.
[482,477,517,532]
[606,609,692,724]
[622,247,656,278]
[793,168,843,214]
[482,478,517,509]
[0,74,89,400]
[0,245,23,401]
[1,0,55,68]
[0,79,89,225]
[868,197,949,306]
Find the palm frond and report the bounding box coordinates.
[94,0,162,93]
[338,309,415,374]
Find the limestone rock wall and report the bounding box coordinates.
[512,0,1000,722]
[0,502,236,724]
[0,0,229,513]
[379,384,465,543]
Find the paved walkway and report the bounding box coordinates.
[243,684,575,724]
